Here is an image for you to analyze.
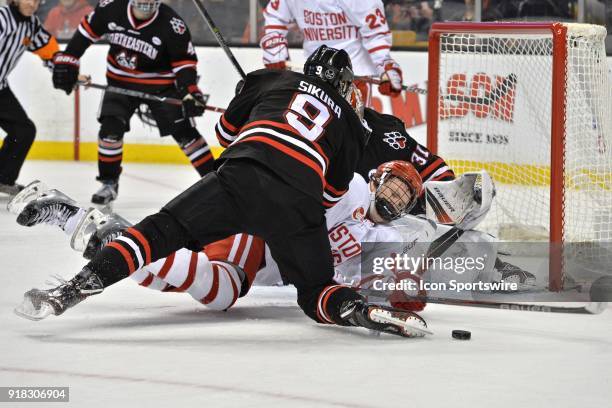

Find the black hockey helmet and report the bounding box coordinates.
[304,45,354,98]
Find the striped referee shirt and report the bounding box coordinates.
[0,4,58,89]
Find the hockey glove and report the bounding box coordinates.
[52,52,80,95]
[260,32,289,70]
[182,85,207,117]
[388,271,427,312]
[378,59,403,97]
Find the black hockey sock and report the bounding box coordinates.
[97,137,123,180]
[85,210,194,287]
[178,135,214,177]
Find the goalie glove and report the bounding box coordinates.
[378,59,403,96]
[52,52,80,95]
[181,84,208,118]
[260,32,289,70]
[424,171,496,230]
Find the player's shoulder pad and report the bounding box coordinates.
[234,69,280,94]
[364,107,406,130]
[97,0,121,12]
[159,4,190,36]
[350,172,370,195]
[337,0,382,15]
[251,68,292,84]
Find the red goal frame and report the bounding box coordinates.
[426,22,569,291]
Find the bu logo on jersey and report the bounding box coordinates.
[352,207,366,221]
[170,17,186,35]
[439,73,516,123]
[382,131,407,150]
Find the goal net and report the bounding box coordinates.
[427,22,612,290]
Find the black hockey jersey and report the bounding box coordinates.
[357,108,454,215]
[357,108,454,183]
[65,0,198,92]
[215,69,367,207]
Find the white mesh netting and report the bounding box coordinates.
[433,24,612,249]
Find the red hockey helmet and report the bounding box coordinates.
[370,160,423,221]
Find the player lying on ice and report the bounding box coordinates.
[11,45,437,338]
[9,45,534,337]
[11,161,532,334]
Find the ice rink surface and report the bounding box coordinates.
[1,161,611,408]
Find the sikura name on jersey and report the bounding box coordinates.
[298,80,342,118]
[215,69,367,208]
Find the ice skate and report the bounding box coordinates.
[7,180,48,214]
[0,182,24,197]
[91,180,118,205]
[340,299,432,338]
[16,188,80,230]
[493,259,537,292]
[70,208,131,259]
[14,268,104,321]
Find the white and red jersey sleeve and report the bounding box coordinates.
[262,0,293,37]
[339,0,393,75]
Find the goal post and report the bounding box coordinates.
[426,22,612,291]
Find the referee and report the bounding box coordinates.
[0,0,58,196]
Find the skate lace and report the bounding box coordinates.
[31,204,74,229]
[101,230,123,247]
[44,274,69,287]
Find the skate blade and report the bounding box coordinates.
[369,309,433,337]
[70,208,107,252]
[7,180,48,214]
[14,298,55,321]
[92,202,114,214]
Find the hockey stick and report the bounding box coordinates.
[284,62,430,95]
[359,287,607,315]
[191,0,246,79]
[355,76,428,95]
[358,72,517,102]
[77,81,226,113]
[443,73,517,106]
[361,222,608,314]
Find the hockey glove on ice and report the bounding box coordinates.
[182,85,207,117]
[52,52,80,95]
[378,59,403,97]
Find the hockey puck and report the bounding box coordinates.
[452,330,471,340]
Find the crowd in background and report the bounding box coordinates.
[1,0,609,51]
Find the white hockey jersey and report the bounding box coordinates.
[254,173,436,286]
[262,0,393,76]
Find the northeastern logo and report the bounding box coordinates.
[170,18,186,35]
[382,131,407,150]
